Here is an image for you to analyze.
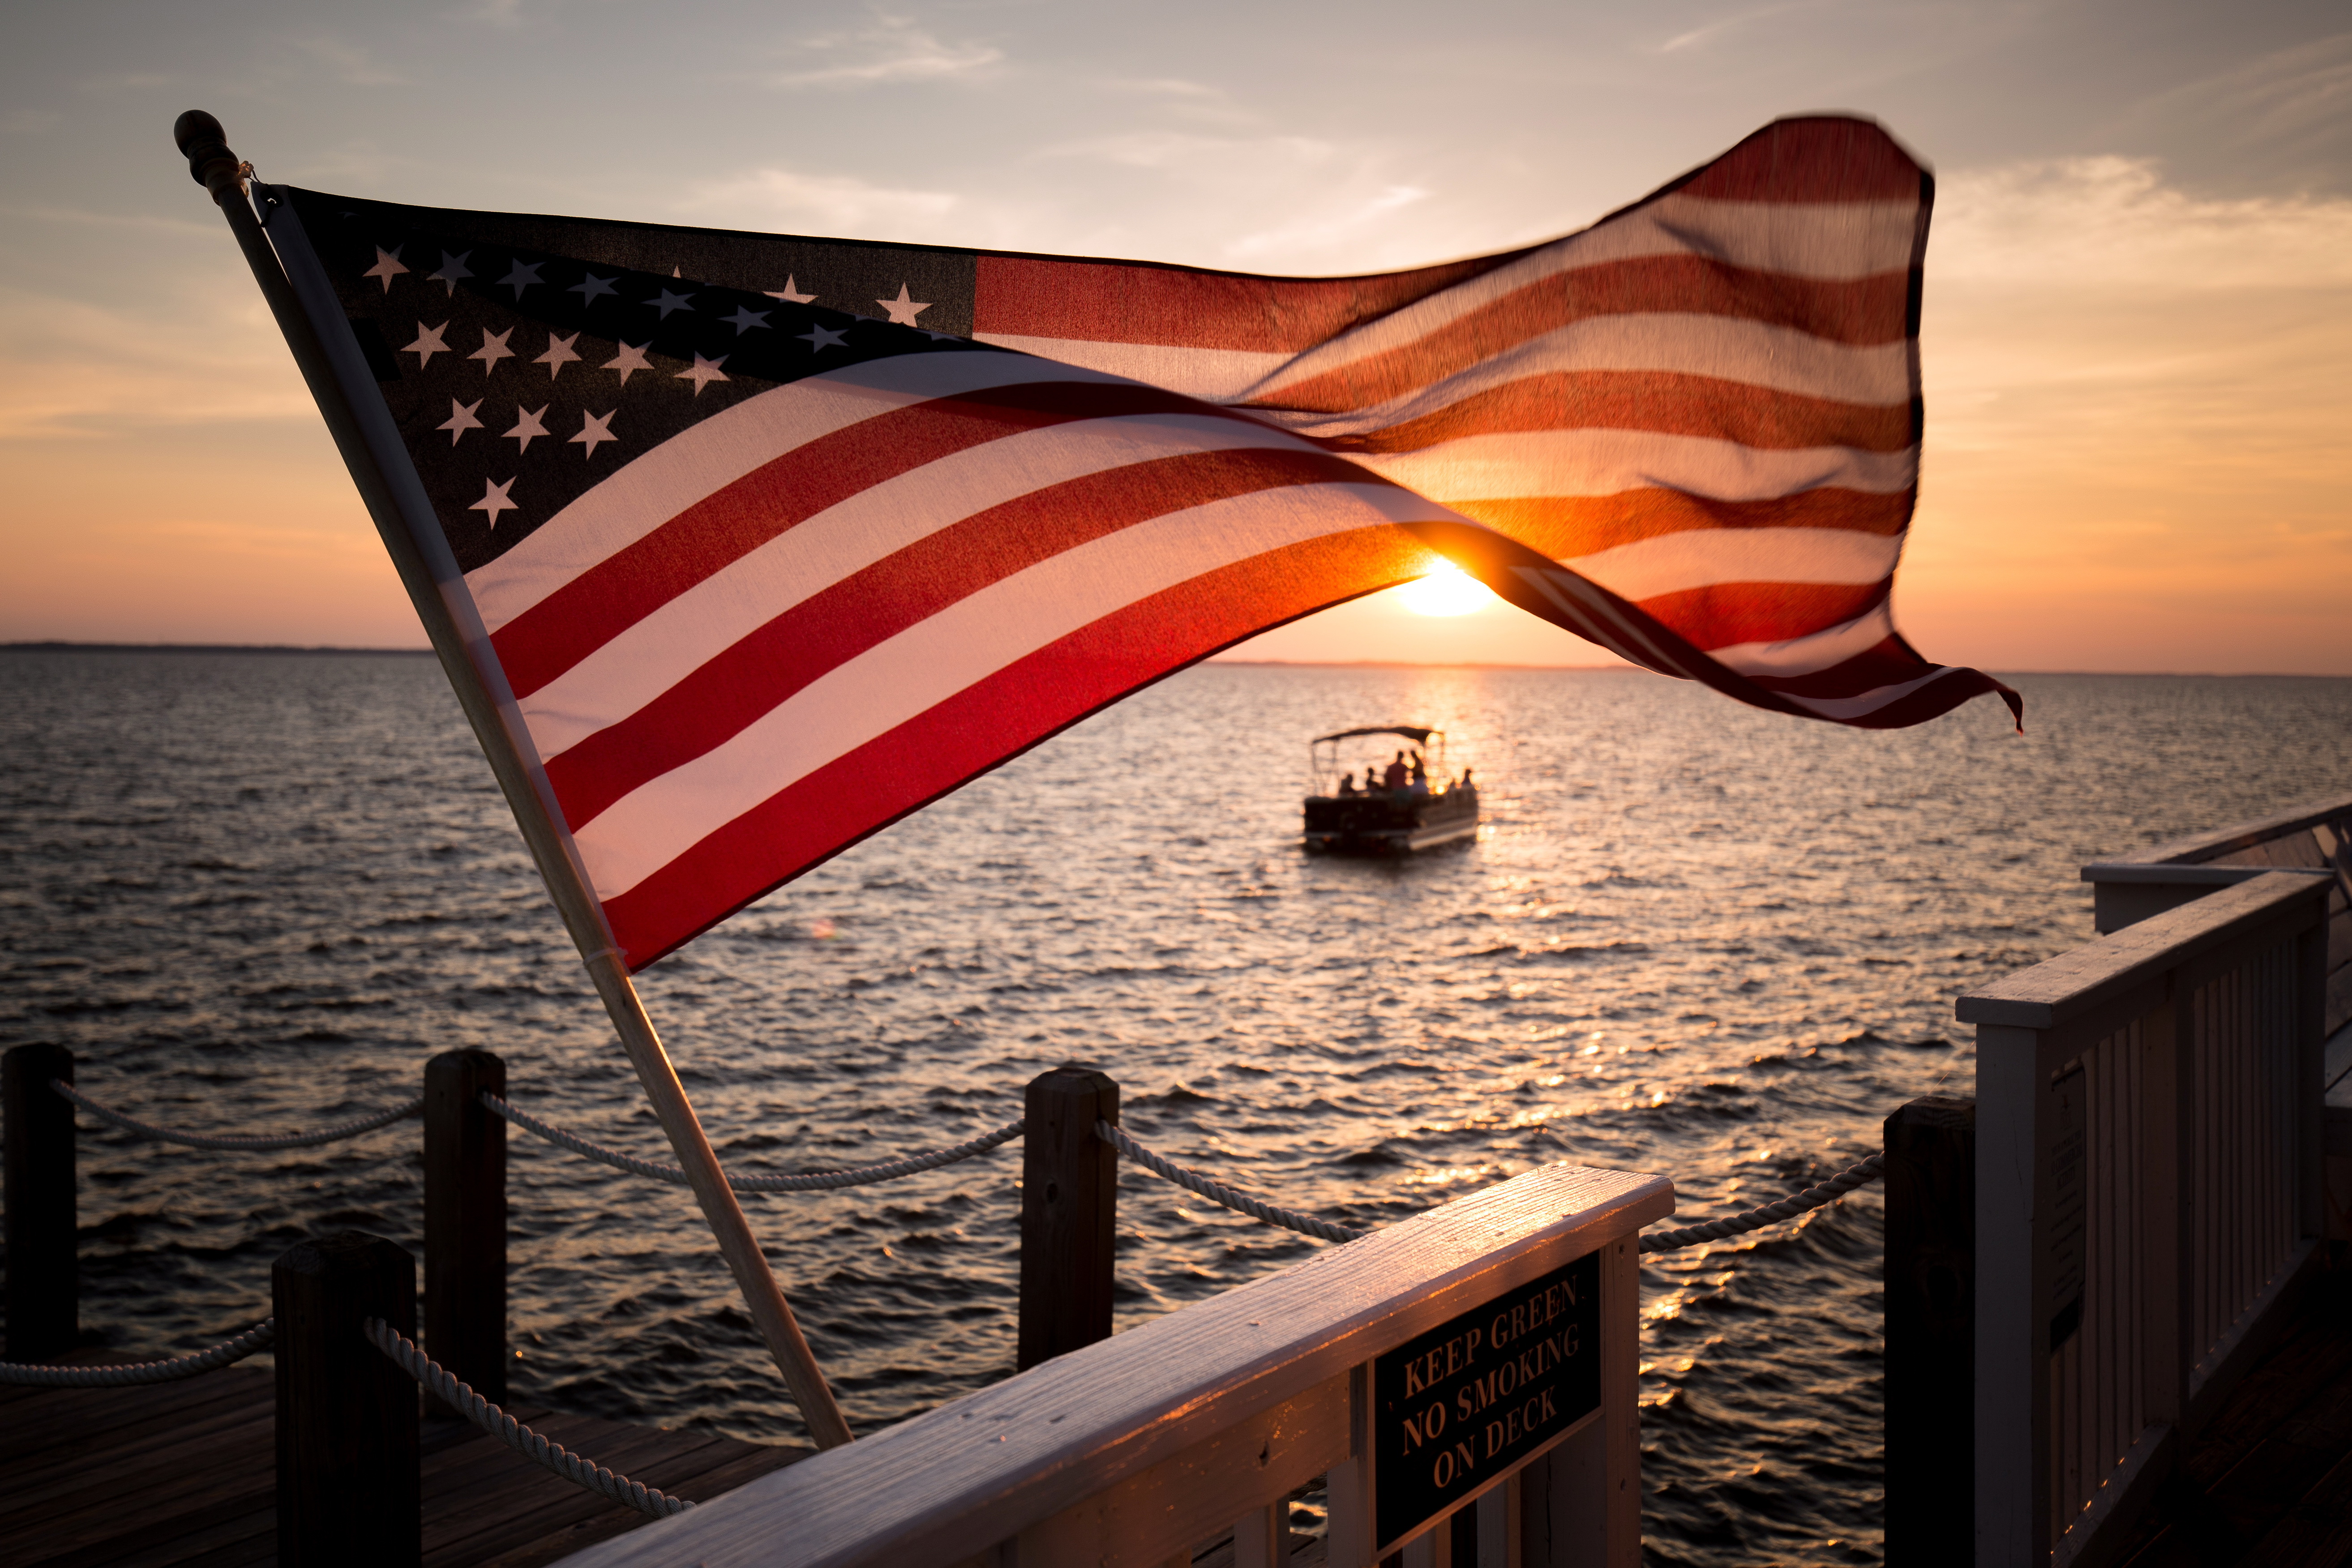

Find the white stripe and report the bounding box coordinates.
[1508,565,1688,677]
[575,483,1456,898]
[1597,193,1920,282]
[1247,197,1917,406]
[1243,316,1910,443]
[521,414,1337,758]
[1561,527,1899,601]
[979,195,1916,406]
[1783,666,1968,720]
[1708,603,1896,671]
[465,351,1137,635]
[970,335,1290,402]
[1352,430,1915,504]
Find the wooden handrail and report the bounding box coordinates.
[557,1162,1670,1568]
[2110,790,2352,869]
[1958,871,2327,1034]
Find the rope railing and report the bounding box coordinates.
[1098,1121,1367,1242]
[1099,1121,1885,1255]
[482,1092,1025,1193]
[1636,1154,1886,1253]
[0,1318,275,1387]
[52,1079,423,1151]
[364,1317,692,1518]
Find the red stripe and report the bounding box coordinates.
[492,380,1267,699]
[973,251,1528,351]
[1633,579,1892,652]
[1311,371,1913,458]
[1671,117,1924,203]
[597,524,1442,965]
[542,448,1399,828]
[1255,257,1909,415]
[1448,488,1913,561]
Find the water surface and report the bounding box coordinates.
[5,650,2349,1564]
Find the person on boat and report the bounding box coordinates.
[1337,771,1359,797]
[1459,767,1475,793]
[1383,752,1409,792]
[1409,752,1429,794]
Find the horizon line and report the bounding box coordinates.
[4,642,2348,678]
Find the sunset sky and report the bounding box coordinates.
[1,0,2344,673]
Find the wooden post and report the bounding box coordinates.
[1973,1025,2053,1562]
[4,1044,76,1361]
[174,110,853,1451]
[274,1231,420,1566]
[424,1049,505,1410]
[1018,1067,1120,1371]
[1882,1095,1975,1567]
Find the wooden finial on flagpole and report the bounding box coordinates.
[173,111,242,199]
[170,111,854,1450]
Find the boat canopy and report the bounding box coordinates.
[1312,725,1437,745]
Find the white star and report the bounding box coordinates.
[723,305,771,335]
[469,477,519,527]
[499,259,544,300]
[363,247,407,292]
[799,323,848,351]
[469,327,516,376]
[605,342,654,383]
[505,404,551,451]
[646,288,696,318]
[674,353,730,394]
[764,275,817,303]
[405,322,450,366]
[876,283,931,326]
[429,251,474,296]
[570,273,617,304]
[437,398,484,445]
[570,409,618,458]
[536,331,582,379]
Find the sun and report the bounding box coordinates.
[1397,564,1498,617]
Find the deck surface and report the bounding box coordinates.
[3,1358,807,1568]
[2117,1275,2352,1568]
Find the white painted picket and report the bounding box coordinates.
[1959,870,2331,1567]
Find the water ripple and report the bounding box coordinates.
[4,651,2349,1564]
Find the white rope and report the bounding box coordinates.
[1097,1121,1366,1243]
[0,1319,274,1386]
[364,1318,692,1518]
[481,1092,1025,1192]
[1638,1155,1885,1252]
[1099,1121,1882,1254]
[52,1080,423,1151]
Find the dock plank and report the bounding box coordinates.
[6,1359,809,1568]
[2116,1281,2352,1567]
[2244,1446,2352,1567]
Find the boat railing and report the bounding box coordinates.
[1955,869,2333,1565]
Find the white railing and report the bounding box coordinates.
[555,1162,1671,1568]
[1959,870,2330,1566]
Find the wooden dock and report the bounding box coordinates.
[4,1358,807,1568]
[2114,1275,2352,1568]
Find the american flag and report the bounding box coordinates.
[280,114,2016,968]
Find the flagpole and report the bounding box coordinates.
[171,111,853,1450]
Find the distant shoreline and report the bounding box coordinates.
[2,641,438,657]
[3,643,2343,677]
